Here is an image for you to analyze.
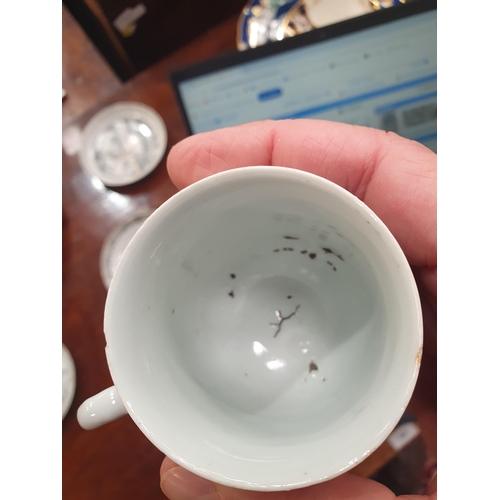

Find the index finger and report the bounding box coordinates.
[167,119,436,271]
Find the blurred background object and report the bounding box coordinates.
[236,0,409,50]
[63,0,248,80]
[78,102,168,186]
[237,0,364,49]
[63,4,122,126]
[99,211,151,289]
[62,344,76,420]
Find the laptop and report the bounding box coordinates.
[171,0,437,152]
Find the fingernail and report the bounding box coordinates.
[160,467,217,500]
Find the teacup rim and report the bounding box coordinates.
[104,165,423,491]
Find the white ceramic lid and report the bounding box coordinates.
[99,212,151,289]
[62,343,76,419]
[79,102,167,186]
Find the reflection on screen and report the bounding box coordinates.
[178,10,436,152]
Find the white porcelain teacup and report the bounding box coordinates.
[77,166,422,491]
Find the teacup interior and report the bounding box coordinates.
[167,211,384,438]
[107,168,421,487]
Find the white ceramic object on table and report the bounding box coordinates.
[79,102,167,187]
[99,212,151,289]
[304,0,373,28]
[62,344,76,419]
[77,166,422,491]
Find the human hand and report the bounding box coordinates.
[160,119,437,500]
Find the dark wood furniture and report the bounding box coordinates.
[63,0,247,80]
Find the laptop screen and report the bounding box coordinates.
[171,1,436,152]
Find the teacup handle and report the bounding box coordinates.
[77,386,128,430]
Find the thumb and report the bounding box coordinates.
[159,457,413,500]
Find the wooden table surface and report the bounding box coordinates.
[62,15,436,500]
